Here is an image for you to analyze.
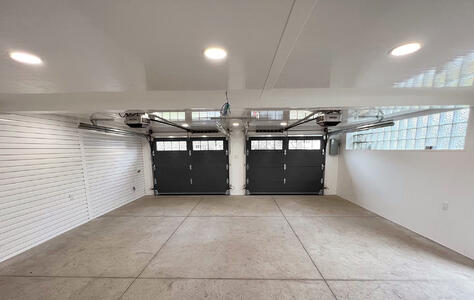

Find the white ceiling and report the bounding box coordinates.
[0,0,473,111]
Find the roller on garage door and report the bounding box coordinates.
[152,137,229,194]
[246,136,325,195]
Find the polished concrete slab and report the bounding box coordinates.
[190,195,281,216]
[274,195,373,216]
[107,195,201,216]
[0,195,473,299]
[287,216,474,280]
[141,216,321,279]
[328,280,474,300]
[0,277,132,300]
[0,216,184,277]
[122,279,334,300]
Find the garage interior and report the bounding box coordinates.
[0,0,474,299]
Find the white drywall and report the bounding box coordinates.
[229,130,246,195]
[142,139,154,195]
[337,108,474,259]
[324,150,338,195]
[0,113,146,263]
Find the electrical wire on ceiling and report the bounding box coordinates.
[220,91,231,119]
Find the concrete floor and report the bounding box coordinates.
[0,195,473,299]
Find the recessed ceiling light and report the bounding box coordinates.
[390,42,421,56]
[182,123,189,127]
[9,51,43,65]
[204,47,227,60]
[202,135,208,138]
[232,122,239,127]
[280,122,287,126]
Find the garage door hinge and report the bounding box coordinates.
[246,164,249,170]
[283,178,286,184]
[189,165,192,170]
[284,149,287,155]
[283,163,286,170]
[189,150,192,156]
[246,149,249,156]
[190,178,193,185]
[321,178,324,184]
[226,164,229,170]
[322,149,325,155]
[152,150,155,157]
[154,178,157,184]
[226,178,229,184]
[153,164,156,171]
[246,178,249,184]
[226,149,229,156]
[321,164,325,170]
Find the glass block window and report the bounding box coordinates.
[191,111,220,121]
[250,140,283,150]
[288,139,321,150]
[156,141,187,151]
[250,110,284,120]
[394,51,474,88]
[154,111,185,121]
[192,140,224,151]
[346,108,470,151]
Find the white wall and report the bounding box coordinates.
[142,139,154,195]
[324,150,338,195]
[0,114,146,263]
[337,108,474,259]
[80,130,146,217]
[229,130,246,195]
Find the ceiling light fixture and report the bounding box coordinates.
[280,122,287,126]
[9,51,43,65]
[182,123,189,128]
[232,122,239,127]
[390,42,421,56]
[204,47,227,60]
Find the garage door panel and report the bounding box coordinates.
[153,139,190,194]
[247,137,325,195]
[153,138,229,195]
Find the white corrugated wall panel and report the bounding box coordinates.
[0,114,90,262]
[80,131,146,218]
[0,114,148,263]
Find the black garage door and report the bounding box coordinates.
[246,136,325,195]
[152,137,229,194]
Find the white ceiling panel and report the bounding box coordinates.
[276,0,474,88]
[0,0,293,93]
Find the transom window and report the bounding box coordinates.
[289,110,314,120]
[153,111,185,121]
[250,140,283,150]
[192,111,220,121]
[250,110,284,120]
[192,140,224,151]
[288,139,321,150]
[346,108,470,151]
[156,140,187,151]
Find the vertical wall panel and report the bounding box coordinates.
[80,131,145,218]
[0,114,147,263]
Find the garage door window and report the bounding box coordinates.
[288,139,321,150]
[250,140,283,150]
[193,140,224,151]
[156,141,187,151]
